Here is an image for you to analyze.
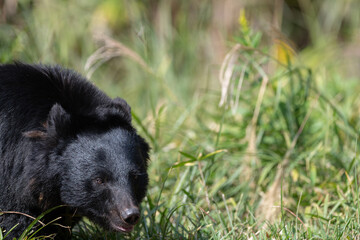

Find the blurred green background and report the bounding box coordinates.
[1,0,360,239]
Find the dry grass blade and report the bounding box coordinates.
[219,43,270,181]
[85,34,153,79]
[272,206,306,228]
[198,161,211,210]
[242,61,269,182]
[219,44,241,107]
[0,210,46,226]
[256,95,319,223]
[245,70,268,157]
[231,63,247,113]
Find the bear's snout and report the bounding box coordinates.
[121,206,140,225]
[108,195,141,233]
[109,207,139,233]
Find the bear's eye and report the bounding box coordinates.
[94,177,104,185]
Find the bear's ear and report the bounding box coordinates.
[46,103,72,138]
[113,97,132,121]
[94,97,132,124]
[23,104,72,139]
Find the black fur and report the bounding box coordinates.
[0,63,149,239]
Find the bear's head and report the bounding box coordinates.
[25,97,150,232]
[59,127,149,232]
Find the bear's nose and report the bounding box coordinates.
[121,207,140,225]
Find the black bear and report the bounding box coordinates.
[0,63,150,239]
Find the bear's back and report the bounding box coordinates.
[0,63,112,138]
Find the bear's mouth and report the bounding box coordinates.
[109,221,135,233]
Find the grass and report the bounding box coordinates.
[1,0,360,239]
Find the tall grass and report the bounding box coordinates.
[1,0,360,239]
